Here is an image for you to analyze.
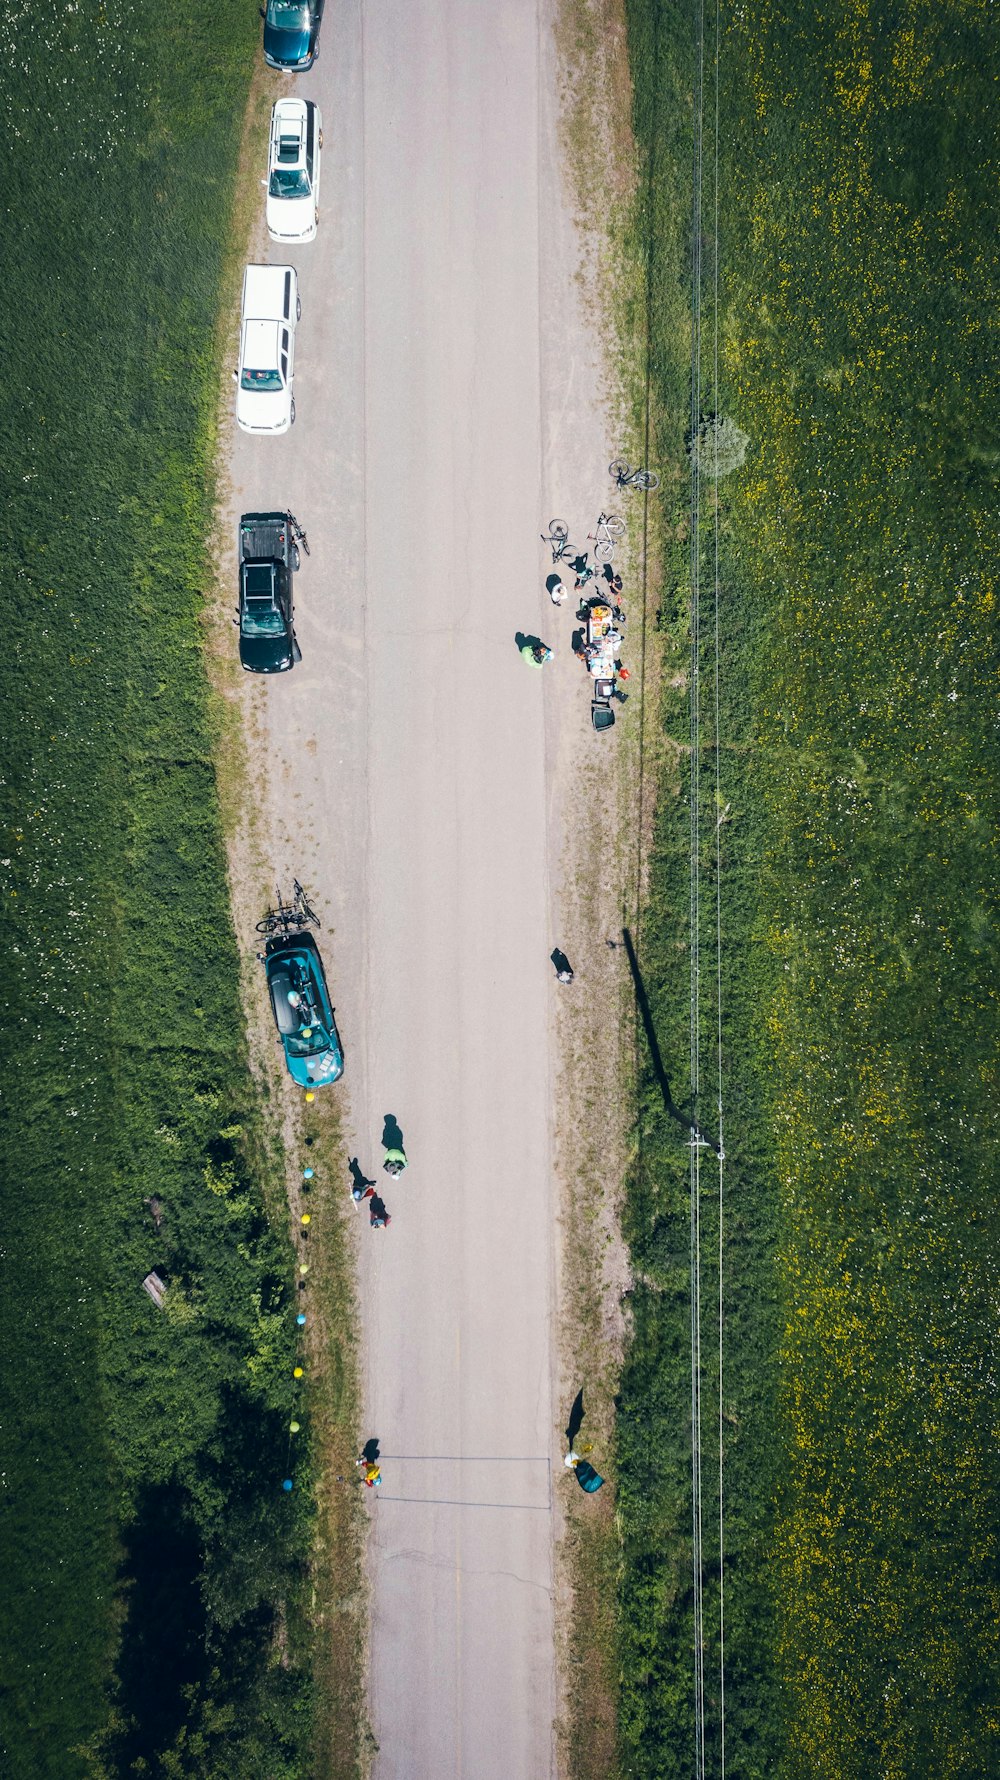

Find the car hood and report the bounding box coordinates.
[240,635,292,673]
[236,388,290,433]
[263,24,313,63]
[266,193,314,238]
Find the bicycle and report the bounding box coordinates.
[255,879,321,938]
[540,519,576,564]
[609,459,660,492]
[288,514,310,556]
[587,512,626,562]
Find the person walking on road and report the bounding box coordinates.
[520,641,553,667]
[367,1192,391,1229]
[383,1145,407,1177]
[551,948,575,984]
[349,1156,377,1204]
[356,1449,382,1487]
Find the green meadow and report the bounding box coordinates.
[617,1,1000,1775]
[0,5,323,1776]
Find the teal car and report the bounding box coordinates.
[261,0,321,70]
[263,929,343,1089]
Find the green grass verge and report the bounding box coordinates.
[618,1,1000,1775]
[0,6,326,1776]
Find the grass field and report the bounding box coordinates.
[617,1,1000,1775]
[0,6,331,1776]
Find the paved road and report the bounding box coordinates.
[226,3,610,1772]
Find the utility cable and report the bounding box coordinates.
[689,0,707,1773]
[711,0,727,1771]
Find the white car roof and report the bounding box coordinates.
[242,263,295,321]
[273,96,308,129]
[242,318,282,371]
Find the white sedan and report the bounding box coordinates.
[265,98,322,243]
[235,264,300,435]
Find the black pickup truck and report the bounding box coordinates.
[238,512,303,673]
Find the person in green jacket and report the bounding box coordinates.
[383,1146,407,1177]
[520,641,553,667]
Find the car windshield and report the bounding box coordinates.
[287,1023,333,1058]
[242,603,285,638]
[266,1,310,28]
[269,168,311,199]
[241,366,283,392]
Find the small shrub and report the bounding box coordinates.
[688,412,750,478]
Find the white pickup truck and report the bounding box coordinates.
[235,264,300,435]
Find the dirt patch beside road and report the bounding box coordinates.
[545,3,679,1774]
[203,53,368,1780]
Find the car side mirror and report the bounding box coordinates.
[261,178,267,186]
[259,7,266,17]
[232,370,238,381]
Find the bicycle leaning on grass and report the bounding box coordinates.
[609,459,660,492]
[586,511,626,561]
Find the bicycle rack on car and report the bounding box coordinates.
[256,879,320,939]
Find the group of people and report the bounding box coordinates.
[349,1142,408,1229]
[348,1149,409,1493]
[574,563,630,701]
[524,558,631,704]
[559,557,623,602]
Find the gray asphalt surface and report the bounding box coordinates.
[225,3,612,1772]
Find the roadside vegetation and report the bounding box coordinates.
[615,1,1000,1775]
[0,6,358,1777]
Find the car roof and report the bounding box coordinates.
[268,967,302,1034]
[242,263,295,316]
[272,109,306,161]
[273,96,308,130]
[242,318,282,368]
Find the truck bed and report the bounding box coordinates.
[240,512,292,565]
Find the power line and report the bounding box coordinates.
[711,0,727,1772]
[689,0,707,1772]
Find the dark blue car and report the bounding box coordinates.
[261,0,321,71]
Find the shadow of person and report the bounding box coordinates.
[362,1437,381,1464]
[381,1114,404,1152]
[565,1389,585,1449]
[349,1157,376,1194]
